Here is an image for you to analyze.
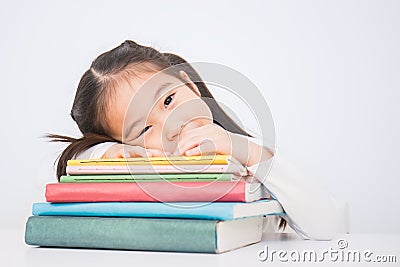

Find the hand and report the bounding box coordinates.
[174,124,232,157]
[102,144,169,158]
[174,123,274,166]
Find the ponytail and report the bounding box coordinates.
[46,133,120,180]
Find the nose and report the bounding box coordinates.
[162,101,195,141]
[161,97,212,144]
[172,119,203,140]
[165,119,184,141]
[164,113,201,142]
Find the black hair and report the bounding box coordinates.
[49,40,250,179]
[47,40,286,230]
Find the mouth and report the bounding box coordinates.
[171,119,205,156]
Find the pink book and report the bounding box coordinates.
[45,181,267,203]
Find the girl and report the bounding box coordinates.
[49,40,340,240]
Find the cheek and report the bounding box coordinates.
[107,117,125,142]
[143,127,177,152]
[143,128,164,149]
[184,98,212,122]
[142,130,157,147]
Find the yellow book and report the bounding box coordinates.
[67,155,232,166]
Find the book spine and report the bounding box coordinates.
[25,216,218,253]
[67,155,231,166]
[45,181,247,203]
[65,164,244,175]
[32,202,236,220]
[59,173,234,183]
[60,177,223,183]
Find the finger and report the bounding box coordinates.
[146,149,170,157]
[185,140,217,156]
[175,125,212,152]
[120,146,148,158]
[180,124,212,137]
[174,132,208,155]
[183,145,201,156]
[174,138,201,156]
[105,149,125,159]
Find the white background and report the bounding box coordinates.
[0,0,399,234]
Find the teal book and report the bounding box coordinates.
[32,199,284,220]
[25,216,264,253]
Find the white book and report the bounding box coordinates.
[66,163,247,175]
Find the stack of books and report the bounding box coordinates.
[25,155,284,253]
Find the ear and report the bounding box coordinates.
[179,70,201,96]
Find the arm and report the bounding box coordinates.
[173,126,340,239]
[229,134,340,239]
[175,124,274,167]
[74,142,117,159]
[74,142,167,159]
[247,154,341,240]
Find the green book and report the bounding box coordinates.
[25,216,263,253]
[59,173,237,183]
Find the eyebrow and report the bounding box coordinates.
[124,82,174,140]
[153,82,173,101]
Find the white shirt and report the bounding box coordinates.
[76,141,341,240]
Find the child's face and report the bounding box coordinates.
[106,69,213,154]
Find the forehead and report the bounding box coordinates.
[112,70,178,107]
[107,69,183,133]
[130,71,183,117]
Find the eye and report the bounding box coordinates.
[164,93,175,108]
[137,125,152,138]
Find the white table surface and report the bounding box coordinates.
[1,229,399,267]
